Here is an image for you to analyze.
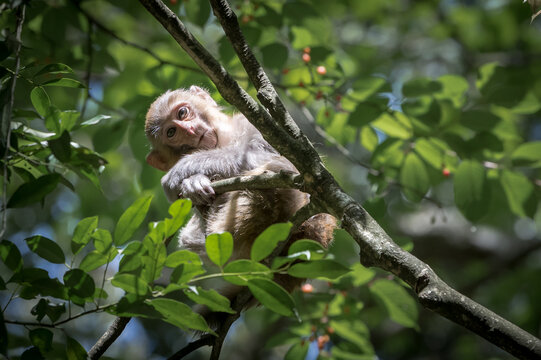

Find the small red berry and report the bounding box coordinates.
[301,283,313,293]
[170,0,178,4]
[442,168,451,177]
[326,326,335,334]
[282,68,290,74]
[316,66,327,75]
[298,81,305,88]
[315,91,323,100]
[335,94,342,102]
[303,46,311,54]
[302,53,311,63]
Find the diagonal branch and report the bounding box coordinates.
[137,1,541,359]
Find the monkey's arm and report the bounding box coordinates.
[161,141,280,203]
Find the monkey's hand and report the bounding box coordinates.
[180,174,215,205]
[161,170,215,204]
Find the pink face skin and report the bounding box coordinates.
[161,102,218,151]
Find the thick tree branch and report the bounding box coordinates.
[137,1,541,359]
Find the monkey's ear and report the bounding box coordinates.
[189,85,218,106]
[146,150,169,172]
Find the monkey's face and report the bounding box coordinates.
[145,87,220,171]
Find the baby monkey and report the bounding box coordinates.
[145,86,335,288]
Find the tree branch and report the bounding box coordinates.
[88,317,131,360]
[0,4,25,239]
[137,1,541,359]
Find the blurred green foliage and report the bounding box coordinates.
[0,0,540,359]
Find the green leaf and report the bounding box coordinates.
[330,320,373,354]
[146,298,214,334]
[372,113,412,139]
[261,43,288,70]
[347,263,376,287]
[361,126,379,152]
[0,240,23,272]
[34,63,74,77]
[511,141,541,167]
[284,341,309,360]
[79,114,111,127]
[436,75,469,107]
[92,228,113,253]
[48,130,71,162]
[500,170,536,218]
[79,250,109,272]
[206,232,233,267]
[30,86,51,117]
[454,160,490,222]
[460,110,501,132]
[165,250,202,268]
[66,336,87,360]
[370,279,418,329]
[247,278,295,317]
[71,216,98,255]
[348,101,385,127]
[184,0,211,28]
[64,269,95,299]
[111,273,149,296]
[223,259,272,285]
[7,173,61,208]
[29,328,53,353]
[165,199,192,237]
[42,78,85,88]
[400,153,429,202]
[184,286,235,314]
[114,195,153,246]
[251,223,292,262]
[402,77,442,97]
[25,236,65,264]
[287,239,325,256]
[288,259,350,280]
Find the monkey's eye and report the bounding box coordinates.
[177,106,189,119]
[166,127,176,138]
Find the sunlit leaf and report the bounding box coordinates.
[284,341,309,360]
[114,195,153,246]
[251,223,292,262]
[111,273,149,296]
[71,216,98,255]
[206,232,233,267]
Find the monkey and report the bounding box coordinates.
[144,85,336,298]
